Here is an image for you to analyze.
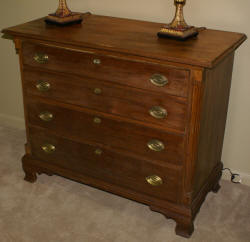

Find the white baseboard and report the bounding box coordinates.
[0,113,25,130]
[222,170,250,186]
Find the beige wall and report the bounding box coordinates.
[1,1,250,178]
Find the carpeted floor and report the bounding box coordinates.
[0,124,250,242]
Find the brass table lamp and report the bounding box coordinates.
[45,0,83,25]
[158,0,199,40]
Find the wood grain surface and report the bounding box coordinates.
[22,42,190,97]
[29,126,182,203]
[26,97,185,165]
[2,14,247,68]
[23,69,188,132]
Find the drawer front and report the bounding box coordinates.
[22,42,189,97]
[29,127,182,203]
[27,98,185,165]
[24,69,188,132]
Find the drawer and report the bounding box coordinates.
[23,69,188,132]
[27,98,185,165]
[29,127,182,203]
[22,42,189,97]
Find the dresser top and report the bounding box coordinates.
[2,13,246,68]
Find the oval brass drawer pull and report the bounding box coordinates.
[95,149,103,155]
[36,81,51,92]
[39,111,54,122]
[147,139,165,152]
[149,106,167,119]
[41,144,56,154]
[93,58,101,65]
[94,88,102,95]
[146,175,163,186]
[93,117,102,124]
[34,53,49,64]
[150,74,168,87]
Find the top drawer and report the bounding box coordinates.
[22,42,190,97]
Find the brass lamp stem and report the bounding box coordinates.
[55,0,72,17]
[158,0,199,40]
[170,0,188,29]
[45,0,85,25]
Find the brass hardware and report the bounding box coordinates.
[36,81,51,92]
[95,149,102,155]
[94,88,102,95]
[150,74,168,87]
[34,53,49,64]
[93,59,101,65]
[147,139,165,152]
[146,175,163,186]
[93,117,102,124]
[39,111,54,122]
[41,144,56,154]
[149,106,167,119]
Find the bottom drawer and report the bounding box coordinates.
[29,127,182,203]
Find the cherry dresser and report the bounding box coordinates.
[2,13,246,238]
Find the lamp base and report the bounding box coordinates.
[158,26,199,40]
[45,12,84,26]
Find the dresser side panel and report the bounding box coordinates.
[13,39,32,154]
[193,53,235,196]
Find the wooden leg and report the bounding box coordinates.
[22,154,54,182]
[46,172,53,176]
[24,169,37,183]
[211,167,222,193]
[22,154,38,183]
[211,182,221,193]
[175,220,194,238]
[150,205,194,238]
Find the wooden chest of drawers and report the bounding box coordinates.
[2,13,246,238]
